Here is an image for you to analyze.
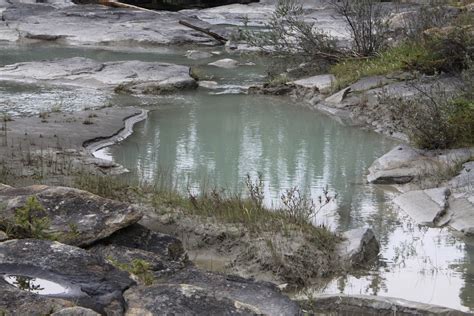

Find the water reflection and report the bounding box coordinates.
[110,93,395,210]
[109,92,474,311]
[3,274,70,295]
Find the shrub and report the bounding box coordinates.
[384,83,474,149]
[241,0,343,62]
[332,0,390,56]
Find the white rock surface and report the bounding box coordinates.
[0,57,197,94]
[393,187,449,226]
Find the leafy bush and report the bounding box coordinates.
[384,83,474,149]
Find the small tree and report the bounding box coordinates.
[332,0,389,56]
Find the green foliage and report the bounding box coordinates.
[108,258,154,285]
[331,25,473,89]
[13,196,54,240]
[383,82,474,150]
[330,42,429,88]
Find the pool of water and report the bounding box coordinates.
[3,274,76,296]
[1,43,473,312]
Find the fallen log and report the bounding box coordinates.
[179,20,228,44]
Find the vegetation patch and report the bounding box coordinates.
[108,257,155,285]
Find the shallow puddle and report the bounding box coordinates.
[3,274,73,295]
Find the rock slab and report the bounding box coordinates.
[0,57,197,94]
[0,185,142,246]
[124,283,260,315]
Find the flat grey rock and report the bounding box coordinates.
[0,185,142,246]
[292,74,335,94]
[1,3,223,46]
[0,57,197,94]
[308,294,471,315]
[324,87,351,108]
[0,239,135,314]
[445,195,474,236]
[51,307,101,316]
[393,188,449,226]
[162,267,301,315]
[124,283,261,315]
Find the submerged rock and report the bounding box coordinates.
[124,283,261,315]
[208,58,239,69]
[162,267,302,315]
[338,228,380,268]
[185,50,213,60]
[0,239,135,314]
[0,57,197,95]
[0,185,142,246]
[306,294,470,315]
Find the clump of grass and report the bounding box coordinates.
[82,118,94,125]
[73,173,340,251]
[108,258,154,285]
[330,42,430,89]
[331,25,473,89]
[266,73,290,86]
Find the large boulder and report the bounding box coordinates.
[124,283,261,315]
[0,57,197,95]
[162,267,302,315]
[0,185,142,246]
[0,239,135,314]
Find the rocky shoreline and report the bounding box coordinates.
[0,0,472,314]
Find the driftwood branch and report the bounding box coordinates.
[179,20,228,44]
